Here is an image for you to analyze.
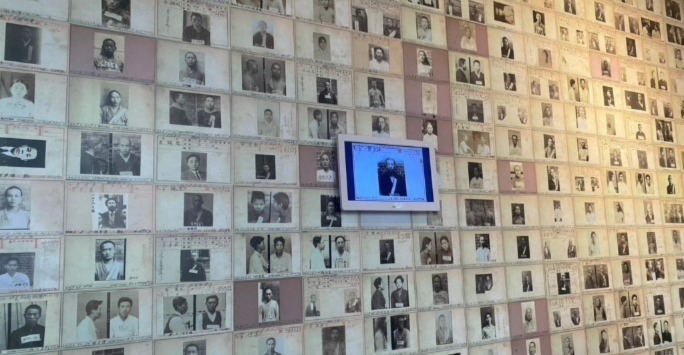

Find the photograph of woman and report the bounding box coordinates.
[0,79,34,119]
[100,89,128,125]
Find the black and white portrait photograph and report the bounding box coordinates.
[93,34,124,73]
[94,239,125,281]
[510,162,524,191]
[93,193,127,230]
[4,24,41,65]
[247,235,294,274]
[521,271,533,292]
[0,137,45,169]
[511,203,525,225]
[182,11,211,46]
[417,49,433,77]
[367,77,386,109]
[379,239,395,264]
[180,152,208,181]
[368,45,390,73]
[183,193,214,227]
[480,306,497,339]
[469,58,485,86]
[246,190,293,224]
[470,0,485,23]
[431,273,449,304]
[467,162,484,189]
[475,273,493,294]
[384,16,401,39]
[313,33,331,62]
[493,2,515,25]
[467,99,484,123]
[0,185,31,231]
[503,72,516,91]
[434,312,453,345]
[180,249,209,282]
[352,7,368,32]
[0,71,36,119]
[532,11,546,35]
[377,158,407,197]
[169,91,222,127]
[1,301,47,349]
[372,115,391,138]
[557,272,571,294]
[390,314,411,349]
[316,150,337,183]
[517,236,530,259]
[421,84,437,116]
[465,199,496,226]
[320,195,342,228]
[321,326,345,354]
[258,281,280,323]
[0,253,34,292]
[415,14,433,43]
[316,77,339,105]
[255,154,276,180]
[182,340,206,355]
[101,0,131,29]
[252,20,275,50]
[257,336,285,355]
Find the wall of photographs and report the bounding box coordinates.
[4,0,684,354]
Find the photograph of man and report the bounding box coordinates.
[94,240,125,281]
[164,296,191,334]
[475,234,491,262]
[315,0,335,23]
[434,236,453,264]
[391,276,409,308]
[322,326,345,355]
[0,256,30,291]
[180,52,205,85]
[182,12,211,46]
[0,186,29,230]
[380,240,395,264]
[455,58,468,83]
[369,47,390,72]
[258,107,279,137]
[194,295,221,330]
[184,343,201,355]
[197,96,221,128]
[4,24,40,65]
[523,305,536,333]
[558,272,571,294]
[259,285,280,323]
[371,277,387,310]
[470,59,485,86]
[169,92,192,126]
[342,291,360,314]
[305,293,320,317]
[512,203,526,225]
[435,313,453,345]
[100,89,128,125]
[317,79,338,105]
[522,271,533,292]
[368,79,385,108]
[667,175,677,194]
[316,151,336,183]
[93,38,123,72]
[8,304,44,349]
[249,236,268,274]
[98,197,126,229]
[253,20,275,49]
[261,337,282,355]
[76,300,102,342]
[391,315,410,349]
[110,136,140,176]
[270,236,291,273]
[272,192,291,223]
[432,273,449,305]
[265,61,286,95]
[180,249,207,282]
[378,158,407,196]
[352,7,368,32]
[308,236,326,270]
[517,236,530,259]
[110,296,138,338]
[256,155,276,180]
[313,34,331,62]
[183,194,213,227]
[242,58,263,92]
[603,86,615,106]
[321,197,342,228]
[181,154,206,181]
[102,0,131,28]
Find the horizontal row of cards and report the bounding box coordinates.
[8,229,684,288]
[10,182,684,233]
[7,271,684,351]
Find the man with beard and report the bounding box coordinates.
[371,277,386,310]
[378,158,406,196]
[8,304,44,349]
[259,287,279,322]
[94,38,123,72]
[432,274,449,304]
[110,137,140,176]
[323,327,345,355]
[331,236,349,268]
[369,47,390,72]
[253,20,275,49]
[76,300,102,342]
[249,236,268,274]
[110,297,138,338]
[99,198,126,229]
[195,295,222,330]
[183,194,213,227]
[182,12,211,46]
[179,52,205,85]
[242,59,262,92]
[436,236,454,264]
[181,250,206,282]
[165,297,191,334]
[318,80,338,104]
[391,276,409,308]
[266,62,286,95]
[270,236,292,273]
[95,240,124,280]
[197,96,221,128]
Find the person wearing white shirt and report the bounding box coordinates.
[316,152,336,183]
[331,236,350,268]
[476,134,491,155]
[77,300,102,342]
[476,235,490,262]
[110,297,139,338]
[310,236,327,270]
[368,47,390,72]
[259,288,280,322]
[269,236,292,273]
[0,257,30,291]
[460,26,477,51]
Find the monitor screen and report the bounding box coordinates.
[337,135,440,211]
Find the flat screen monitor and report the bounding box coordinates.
[337,135,440,211]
